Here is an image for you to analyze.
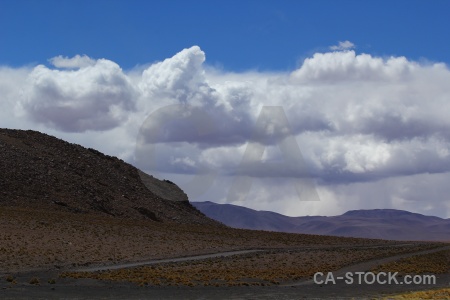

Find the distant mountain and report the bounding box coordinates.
[0,128,219,225]
[192,201,450,241]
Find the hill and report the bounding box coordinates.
[192,201,450,241]
[0,128,217,225]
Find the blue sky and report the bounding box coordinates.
[1,0,450,71]
[1,1,450,218]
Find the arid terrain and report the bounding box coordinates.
[0,128,215,224]
[1,205,448,299]
[1,205,403,274]
[1,129,449,299]
[0,203,449,299]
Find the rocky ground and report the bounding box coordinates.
[0,128,215,224]
[0,205,404,273]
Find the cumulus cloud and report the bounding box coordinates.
[330,40,355,51]
[139,46,213,105]
[49,54,96,69]
[291,50,416,82]
[20,57,137,132]
[1,45,450,217]
[133,46,450,217]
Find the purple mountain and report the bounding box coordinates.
[192,201,450,242]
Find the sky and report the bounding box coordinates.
[1,1,450,218]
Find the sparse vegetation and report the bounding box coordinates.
[384,288,450,299]
[61,245,445,287]
[1,205,424,273]
[29,277,40,285]
[372,249,450,274]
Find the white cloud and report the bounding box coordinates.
[49,55,96,69]
[139,46,212,105]
[20,58,137,132]
[291,50,416,82]
[1,46,450,218]
[330,40,355,51]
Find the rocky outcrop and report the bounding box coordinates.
[0,128,218,225]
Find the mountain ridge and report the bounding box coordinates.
[342,208,445,220]
[192,201,450,241]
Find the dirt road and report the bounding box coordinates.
[283,244,450,286]
[2,244,448,299]
[76,249,264,272]
[75,242,418,272]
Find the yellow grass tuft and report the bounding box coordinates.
[384,288,450,299]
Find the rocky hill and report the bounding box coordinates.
[0,128,218,225]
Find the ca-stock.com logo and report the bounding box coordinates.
[135,104,321,203]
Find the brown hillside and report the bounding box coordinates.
[0,128,218,225]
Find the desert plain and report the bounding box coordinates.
[1,205,449,299]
